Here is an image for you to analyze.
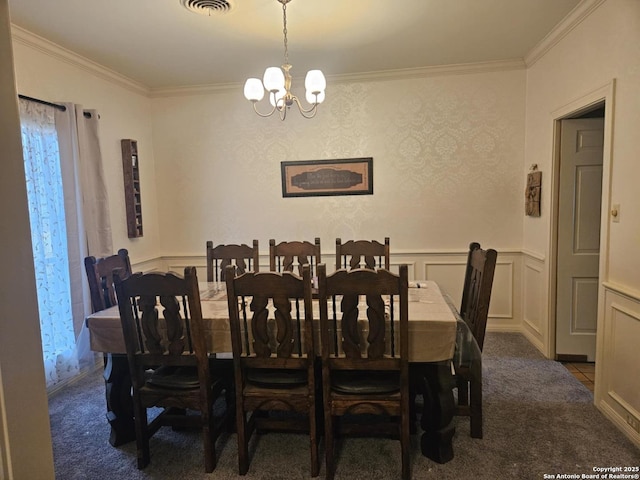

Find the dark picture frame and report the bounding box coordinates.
[281,157,373,198]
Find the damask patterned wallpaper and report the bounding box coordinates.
[151,68,526,255]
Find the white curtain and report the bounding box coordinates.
[19,99,112,389]
[55,104,112,369]
[19,99,80,388]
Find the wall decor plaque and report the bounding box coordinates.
[281,158,373,197]
[525,167,542,217]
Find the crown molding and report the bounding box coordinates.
[149,82,239,98]
[149,59,525,98]
[10,21,526,100]
[11,25,150,96]
[524,0,607,67]
[328,59,526,83]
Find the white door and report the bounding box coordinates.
[556,117,604,362]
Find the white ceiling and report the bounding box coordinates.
[8,0,582,90]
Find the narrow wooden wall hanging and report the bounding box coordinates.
[525,165,541,217]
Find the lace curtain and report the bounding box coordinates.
[19,99,80,388]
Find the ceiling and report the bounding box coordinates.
[8,0,582,90]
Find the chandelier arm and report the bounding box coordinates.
[251,100,289,121]
[290,95,319,119]
[251,101,279,118]
[278,106,287,121]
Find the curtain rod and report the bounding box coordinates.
[18,94,93,118]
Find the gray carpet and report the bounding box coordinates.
[48,333,639,479]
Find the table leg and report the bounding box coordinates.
[103,353,135,446]
[416,361,455,463]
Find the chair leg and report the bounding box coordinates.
[309,400,320,477]
[409,390,423,434]
[235,408,250,475]
[202,412,216,473]
[224,385,236,433]
[469,367,483,439]
[324,412,335,480]
[408,365,423,434]
[457,377,469,406]
[133,400,149,469]
[401,402,411,480]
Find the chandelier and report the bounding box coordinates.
[243,0,326,120]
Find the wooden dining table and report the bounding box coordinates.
[86,280,461,463]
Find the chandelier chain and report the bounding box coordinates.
[282,2,289,65]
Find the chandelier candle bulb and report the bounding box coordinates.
[243,78,265,102]
[305,70,326,95]
[263,67,285,92]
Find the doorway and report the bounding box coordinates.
[554,104,605,363]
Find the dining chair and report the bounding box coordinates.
[205,241,259,412]
[317,263,410,480]
[335,237,390,270]
[206,240,259,282]
[454,241,497,438]
[225,264,320,476]
[113,267,230,472]
[84,248,134,445]
[269,237,321,277]
[84,248,132,313]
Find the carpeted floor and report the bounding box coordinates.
[48,333,639,479]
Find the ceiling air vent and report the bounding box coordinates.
[180,0,234,16]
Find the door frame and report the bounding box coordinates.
[547,80,615,376]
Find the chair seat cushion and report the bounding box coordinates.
[147,366,200,389]
[246,368,308,388]
[331,370,400,395]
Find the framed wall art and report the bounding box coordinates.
[281,157,373,198]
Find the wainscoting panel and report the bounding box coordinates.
[423,253,519,332]
[599,285,640,447]
[131,257,165,273]
[522,253,545,351]
[423,259,467,306]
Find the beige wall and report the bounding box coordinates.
[151,69,526,256]
[523,0,640,279]
[0,2,55,478]
[522,0,640,445]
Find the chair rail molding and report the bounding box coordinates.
[602,281,640,303]
[521,249,546,262]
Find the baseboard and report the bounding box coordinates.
[556,353,589,363]
[598,400,640,449]
[47,358,102,397]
